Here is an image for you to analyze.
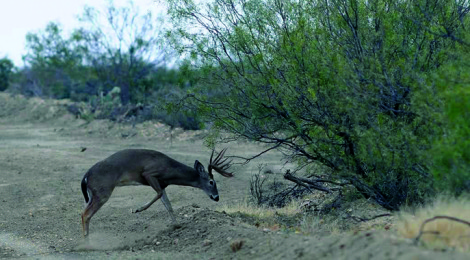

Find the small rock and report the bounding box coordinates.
[203,239,212,246]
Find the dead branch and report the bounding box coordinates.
[284,170,332,193]
[346,213,392,222]
[250,173,267,205]
[227,143,281,165]
[320,190,343,214]
[414,215,470,245]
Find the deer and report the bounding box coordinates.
[80,148,233,237]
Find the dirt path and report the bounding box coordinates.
[0,93,469,259]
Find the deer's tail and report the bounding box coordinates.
[81,171,91,204]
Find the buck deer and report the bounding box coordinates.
[80,148,233,237]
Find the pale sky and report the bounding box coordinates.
[0,0,163,67]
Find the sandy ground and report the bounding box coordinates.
[0,93,469,259]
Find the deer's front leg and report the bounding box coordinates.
[160,190,176,222]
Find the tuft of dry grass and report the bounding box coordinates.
[300,215,342,235]
[217,199,301,219]
[397,196,470,252]
[216,199,302,231]
[230,239,245,252]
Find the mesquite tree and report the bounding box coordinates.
[74,1,167,104]
[165,0,470,209]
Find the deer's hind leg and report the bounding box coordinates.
[132,193,160,213]
[81,189,112,237]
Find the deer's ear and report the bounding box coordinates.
[194,160,206,175]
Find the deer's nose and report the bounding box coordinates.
[211,194,219,201]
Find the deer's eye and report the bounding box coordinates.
[209,180,214,186]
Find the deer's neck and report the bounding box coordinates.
[165,165,201,188]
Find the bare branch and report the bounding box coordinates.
[414,216,470,245]
[227,143,281,165]
[284,170,332,193]
[346,213,392,222]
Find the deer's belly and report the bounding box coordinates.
[116,179,143,186]
[116,173,146,186]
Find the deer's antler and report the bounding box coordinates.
[209,148,234,177]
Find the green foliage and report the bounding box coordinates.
[431,51,470,195]
[166,0,470,209]
[154,110,203,131]
[0,57,14,91]
[10,1,203,129]
[22,22,87,98]
[17,1,173,104]
[73,1,167,105]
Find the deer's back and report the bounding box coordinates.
[87,149,181,187]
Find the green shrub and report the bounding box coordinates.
[431,53,470,195]
[0,57,14,91]
[166,0,470,209]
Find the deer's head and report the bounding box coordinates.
[194,148,233,202]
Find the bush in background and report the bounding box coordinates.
[431,52,470,195]
[9,1,203,130]
[0,57,14,91]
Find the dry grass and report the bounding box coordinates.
[216,199,302,231]
[300,215,342,235]
[217,199,301,219]
[217,198,346,235]
[397,196,470,252]
[217,195,394,236]
[229,239,245,252]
